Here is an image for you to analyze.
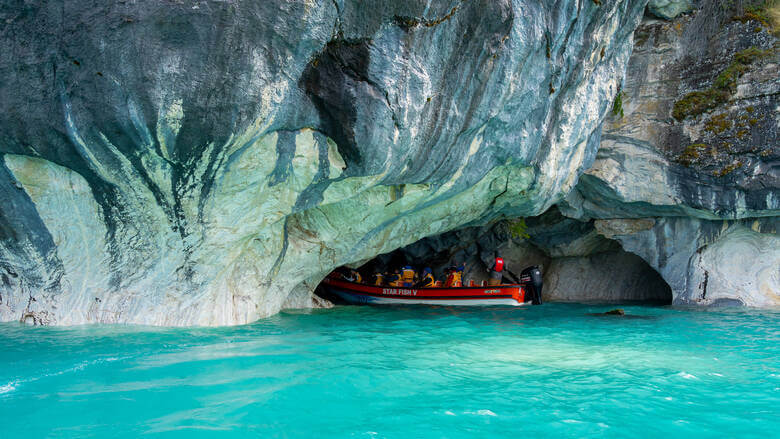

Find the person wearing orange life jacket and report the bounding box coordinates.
[415,267,435,288]
[386,269,402,287]
[443,267,454,287]
[488,254,504,286]
[453,262,464,287]
[445,263,464,287]
[401,266,416,287]
[372,272,384,286]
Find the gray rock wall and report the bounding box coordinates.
[372,2,779,308]
[596,217,779,306]
[562,2,779,306]
[0,0,648,325]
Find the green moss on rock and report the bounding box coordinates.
[714,161,744,177]
[672,47,771,121]
[677,143,709,166]
[612,91,624,118]
[672,90,730,121]
[704,113,732,134]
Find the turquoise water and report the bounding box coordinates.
[1,304,778,438]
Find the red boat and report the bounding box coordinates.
[321,267,543,306]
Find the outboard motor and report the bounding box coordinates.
[520,266,543,305]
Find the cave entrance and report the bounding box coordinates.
[315,208,673,306]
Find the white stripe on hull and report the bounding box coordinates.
[332,291,529,306]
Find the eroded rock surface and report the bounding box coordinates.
[597,217,779,306]
[562,2,779,306]
[0,0,648,325]
[373,2,779,308]
[647,0,693,20]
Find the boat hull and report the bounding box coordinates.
[322,276,530,306]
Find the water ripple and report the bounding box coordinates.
[0,304,778,438]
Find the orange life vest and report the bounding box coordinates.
[445,270,462,287]
[451,270,462,287]
[401,267,416,286]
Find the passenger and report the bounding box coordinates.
[450,263,464,287]
[386,269,402,287]
[416,267,435,288]
[488,254,504,286]
[444,264,462,287]
[351,269,362,284]
[372,272,384,286]
[401,265,416,287]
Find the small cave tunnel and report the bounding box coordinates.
[315,208,673,306]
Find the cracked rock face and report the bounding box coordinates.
[0,0,647,325]
[562,4,779,306]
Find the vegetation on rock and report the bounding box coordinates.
[677,143,709,166]
[672,46,771,120]
[731,0,779,32]
[704,113,732,134]
[714,161,744,176]
[612,90,624,118]
[509,218,531,240]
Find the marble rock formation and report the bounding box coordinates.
[0,0,647,325]
[562,2,779,306]
[374,2,779,307]
[647,0,693,20]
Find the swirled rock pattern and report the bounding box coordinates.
[0,0,648,325]
[379,3,778,307]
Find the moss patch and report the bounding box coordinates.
[677,144,709,166]
[714,161,744,177]
[704,113,733,134]
[672,90,730,121]
[509,218,530,240]
[733,9,772,28]
[672,47,771,121]
[612,91,624,118]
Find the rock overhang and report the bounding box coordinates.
[0,0,650,325]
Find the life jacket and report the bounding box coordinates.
[494,257,504,272]
[373,273,384,286]
[444,271,454,287]
[401,267,416,287]
[450,270,462,287]
[445,270,462,287]
[419,272,435,287]
[353,272,362,283]
[387,273,402,287]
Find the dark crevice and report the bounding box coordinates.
[300,38,375,171]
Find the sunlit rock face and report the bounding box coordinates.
[596,218,779,307]
[0,0,648,325]
[562,3,779,306]
[647,0,692,19]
